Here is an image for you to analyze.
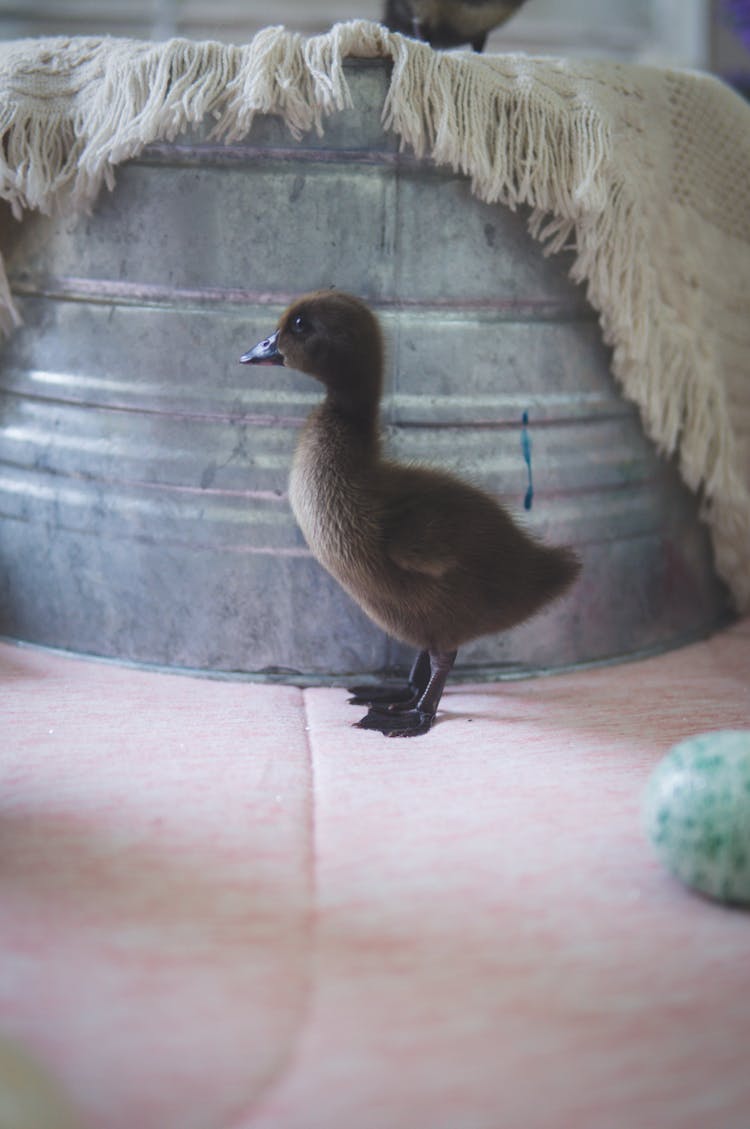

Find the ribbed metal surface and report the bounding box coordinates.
[0,59,729,680]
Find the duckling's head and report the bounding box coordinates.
[240,290,384,419]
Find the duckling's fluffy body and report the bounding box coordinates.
[242,291,580,736]
[291,418,572,654]
[383,0,526,51]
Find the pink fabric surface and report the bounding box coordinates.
[2,622,750,1129]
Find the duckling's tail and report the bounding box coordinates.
[533,543,582,607]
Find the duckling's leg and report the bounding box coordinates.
[354,649,457,737]
[347,649,430,708]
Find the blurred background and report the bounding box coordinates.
[0,1,747,83]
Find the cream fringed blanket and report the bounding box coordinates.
[1,21,749,611]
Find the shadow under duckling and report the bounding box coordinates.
[383,0,527,52]
[241,291,580,737]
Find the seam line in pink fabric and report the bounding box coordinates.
[225,689,321,1128]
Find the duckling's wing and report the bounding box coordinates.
[387,531,456,578]
[381,468,461,578]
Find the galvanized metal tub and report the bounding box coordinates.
[0,59,729,681]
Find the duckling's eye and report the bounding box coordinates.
[292,313,311,335]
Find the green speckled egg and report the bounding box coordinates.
[643,730,750,905]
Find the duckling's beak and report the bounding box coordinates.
[239,331,283,366]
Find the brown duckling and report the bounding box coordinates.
[383,0,527,52]
[240,291,580,738]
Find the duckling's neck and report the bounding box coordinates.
[322,392,379,444]
[290,381,382,575]
[320,357,382,440]
[310,401,381,484]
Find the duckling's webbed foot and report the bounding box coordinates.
[354,649,457,738]
[355,706,435,738]
[347,649,430,708]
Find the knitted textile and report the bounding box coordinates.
[0,21,749,609]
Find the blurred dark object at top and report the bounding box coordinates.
[720,0,750,97]
[723,0,750,49]
[383,0,527,53]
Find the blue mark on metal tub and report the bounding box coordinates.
[521,411,534,510]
